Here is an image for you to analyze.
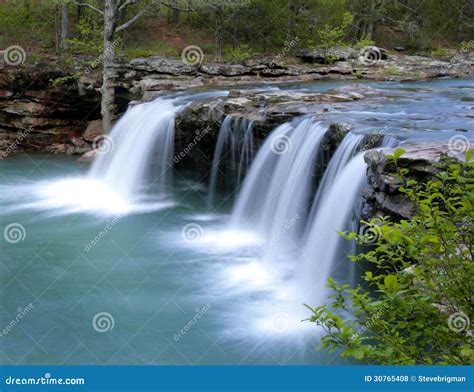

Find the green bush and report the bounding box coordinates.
[223,45,253,63]
[305,149,474,365]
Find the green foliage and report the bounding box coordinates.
[306,149,474,365]
[317,11,353,49]
[353,37,375,50]
[223,45,253,63]
[66,18,103,56]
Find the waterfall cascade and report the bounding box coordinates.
[89,98,187,200]
[231,117,329,254]
[208,116,255,204]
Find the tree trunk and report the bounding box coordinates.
[101,0,117,132]
[215,9,222,61]
[59,2,69,51]
[172,0,180,23]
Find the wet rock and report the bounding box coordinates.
[83,119,103,142]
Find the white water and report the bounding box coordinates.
[299,153,368,304]
[231,117,328,254]
[89,97,186,200]
[208,116,254,204]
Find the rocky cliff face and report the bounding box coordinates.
[361,141,468,220]
[0,65,100,157]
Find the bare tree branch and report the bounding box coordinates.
[115,0,153,32]
[71,1,104,15]
[118,0,138,13]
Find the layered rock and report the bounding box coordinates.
[0,65,101,158]
[173,89,362,174]
[361,140,470,220]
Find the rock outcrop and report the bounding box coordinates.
[361,140,470,220]
[0,65,101,158]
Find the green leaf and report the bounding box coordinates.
[384,275,398,290]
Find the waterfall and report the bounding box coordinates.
[88,97,186,200]
[208,116,255,204]
[299,153,367,303]
[231,117,329,253]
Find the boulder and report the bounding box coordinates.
[83,119,103,142]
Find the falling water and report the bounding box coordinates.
[298,153,367,303]
[208,116,255,204]
[89,97,187,200]
[231,117,328,253]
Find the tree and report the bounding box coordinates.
[74,0,154,131]
[305,149,473,365]
[194,0,249,61]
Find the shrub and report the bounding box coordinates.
[305,149,474,365]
